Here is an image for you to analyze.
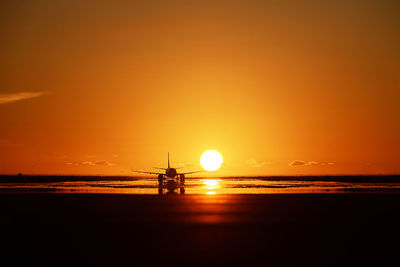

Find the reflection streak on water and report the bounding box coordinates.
[1,178,400,194]
[202,179,221,194]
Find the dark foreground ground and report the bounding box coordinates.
[1,193,399,266]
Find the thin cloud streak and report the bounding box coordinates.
[0,92,47,104]
[65,160,115,166]
[289,160,335,167]
[246,159,270,168]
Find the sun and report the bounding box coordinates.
[200,150,223,171]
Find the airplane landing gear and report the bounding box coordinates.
[158,174,164,184]
[180,187,185,195]
[179,174,185,184]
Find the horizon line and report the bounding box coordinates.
[1,173,399,177]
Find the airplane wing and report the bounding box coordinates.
[154,167,183,170]
[133,170,164,175]
[178,171,203,175]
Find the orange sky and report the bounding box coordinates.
[0,0,399,176]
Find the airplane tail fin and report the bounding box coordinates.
[168,152,170,168]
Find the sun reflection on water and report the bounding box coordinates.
[202,179,221,194]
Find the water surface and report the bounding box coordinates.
[1,176,400,194]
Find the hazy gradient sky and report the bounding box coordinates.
[0,0,399,175]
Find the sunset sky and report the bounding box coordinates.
[0,0,399,176]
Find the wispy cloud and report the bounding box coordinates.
[94,160,114,166]
[0,91,47,104]
[246,159,270,167]
[65,160,115,166]
[289,160,335,167]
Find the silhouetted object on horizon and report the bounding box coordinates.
[134,152,200,192]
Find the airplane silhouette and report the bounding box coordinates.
[134,152,201,184]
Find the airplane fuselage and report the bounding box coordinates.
[165,168,177,178]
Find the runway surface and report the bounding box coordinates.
[2,193,399,266]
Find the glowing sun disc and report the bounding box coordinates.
[200,150,223,171]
